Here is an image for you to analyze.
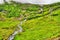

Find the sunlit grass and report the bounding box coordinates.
[0,2,60,40]
[0,17,20,40]
[14,4,60,40]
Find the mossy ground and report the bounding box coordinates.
[14,6,60,40]
[0,17,20,40]
[0,2,60,40]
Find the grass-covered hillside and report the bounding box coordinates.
[0,2,60,40]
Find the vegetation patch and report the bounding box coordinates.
[0,2,60,40]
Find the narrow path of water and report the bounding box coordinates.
[8,19,26,40]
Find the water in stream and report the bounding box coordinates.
[8,19,27,40]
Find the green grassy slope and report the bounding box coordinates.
[0,12,20,40]
[0,17,19,40]
[14,10,60,40]
[14,3,60,40]
[0,2,60,40]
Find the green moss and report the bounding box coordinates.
[14,3,60,40]
[0,17,20,40]
[0,2,60,40]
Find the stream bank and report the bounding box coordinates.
[8,19,27,40]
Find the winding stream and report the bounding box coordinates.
[7,5,60,40]
[8,19,27,40]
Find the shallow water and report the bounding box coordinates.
[8,19,26,40]
[8,24,23,40]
